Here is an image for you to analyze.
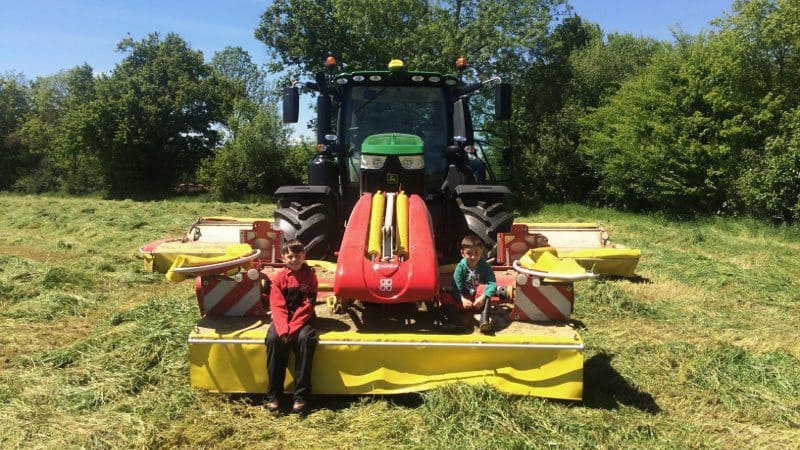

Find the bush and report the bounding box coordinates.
[736,107,800,222]
[197,101,306,200]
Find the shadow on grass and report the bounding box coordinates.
[583,352,661,414]
[606,275,652,284]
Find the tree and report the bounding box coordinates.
[580,0,800,220]
[202,47,299,199]
[0,73,29,189]
[93,33,236,197]
[210,46,273,105]
[255,0,568,75]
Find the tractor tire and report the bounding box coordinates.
[456,194,513,260]
[273,196,336,261]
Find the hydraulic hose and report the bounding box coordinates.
[367,191,384,259]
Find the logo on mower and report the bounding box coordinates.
[379,278,393,292]
[386,173,399,184]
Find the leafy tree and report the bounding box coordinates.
[502,16,661,208]
[54,64,104,193]
[93,33,236,197]
[211,46,274,105]
[256,0,568,75]
[580,0,800,220]
[197,98,299,200]
[202,47,299,199]
[0,73,29,189]
[14,71,70,192]
[579,37,739,213]
[737,106,800,222]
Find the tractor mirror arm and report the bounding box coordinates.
[458,76,503,96]
[289,80,320,92]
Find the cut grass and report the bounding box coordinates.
[0,193,798,448]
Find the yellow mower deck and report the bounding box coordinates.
[189,304,583,400]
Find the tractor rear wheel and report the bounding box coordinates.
[273,195,336,260]
[457,194,513,260]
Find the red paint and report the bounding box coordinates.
[334,194,439,303]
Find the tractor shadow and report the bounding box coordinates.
[582,352,661,414]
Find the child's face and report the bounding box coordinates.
[461,245,483,266]
[283,250,306,271]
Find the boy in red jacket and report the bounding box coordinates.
[266,239,318,414]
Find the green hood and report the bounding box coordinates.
[361,133,423,155]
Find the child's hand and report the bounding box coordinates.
[280,333,291,344]
[461,297,473,309]
[473,295,485,309]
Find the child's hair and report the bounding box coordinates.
[282,239,306,255]
[460,235,483,250]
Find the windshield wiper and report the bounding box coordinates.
[354,86,387,115]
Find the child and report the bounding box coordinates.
[449,235,497,332]
[266,239,318,414]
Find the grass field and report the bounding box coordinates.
[1,193,798,449]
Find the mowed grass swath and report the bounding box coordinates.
[0,194,798,448]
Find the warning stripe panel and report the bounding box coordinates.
[198,277,267,317]
[512,278,574,322]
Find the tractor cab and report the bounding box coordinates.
[336,70,454,194]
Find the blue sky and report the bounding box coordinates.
[1,0,734,137]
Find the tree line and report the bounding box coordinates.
[1,0,798,223]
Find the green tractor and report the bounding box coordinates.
[276,58,514,263]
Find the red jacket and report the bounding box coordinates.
[269,264,318,337]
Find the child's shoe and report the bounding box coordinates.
[292,399,308,414]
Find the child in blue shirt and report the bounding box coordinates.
[446,235,497,333]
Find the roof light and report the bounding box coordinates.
[411,75,424,82]
[369,75,382,81]
[456,57,467,69]
[388,59,405,71]
[353,75,365,81]
[336,78,348,85]
[429,76,440,82]
[445,79,457,85]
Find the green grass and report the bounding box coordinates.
[0,193,798,448]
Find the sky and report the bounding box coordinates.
[1,0,735,138]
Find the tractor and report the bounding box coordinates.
[275,57,514,265]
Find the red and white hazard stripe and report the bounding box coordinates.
[509,274,574,322]
[195,275,267,317]
[497,224,549,265]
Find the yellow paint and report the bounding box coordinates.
[518,222,600,228]
[561,248,641,277]
[165,243,253,282]
[367,191,384,259]
[189,320,583,400]
[396,191,409,256]
[306,260,337,272]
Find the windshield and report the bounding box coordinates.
[343,86,448,185]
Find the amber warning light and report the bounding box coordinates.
[325,56,338,69]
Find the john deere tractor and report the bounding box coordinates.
[275,58,514,263]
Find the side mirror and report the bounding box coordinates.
[452,99,474,144]
[495,83,512,120]
[283,86,299,123]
